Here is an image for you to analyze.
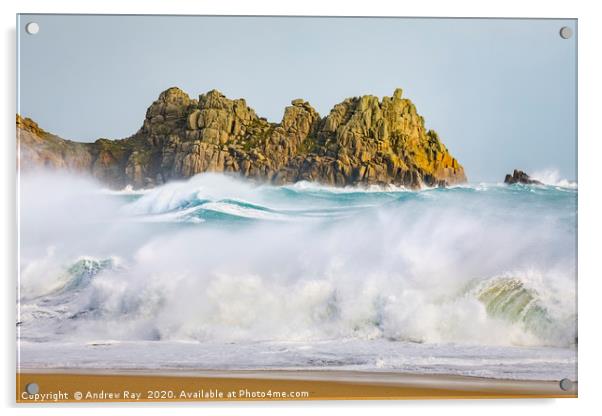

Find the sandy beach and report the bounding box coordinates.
[17,369,577,402]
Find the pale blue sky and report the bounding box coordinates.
[17,15,576,182]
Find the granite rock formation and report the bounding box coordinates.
[504,170,543,185]
[17,87,467,189]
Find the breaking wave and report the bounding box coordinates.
[531,169,577,189]
[18,172,577,348]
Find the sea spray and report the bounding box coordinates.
[19,172,577,350]
[531,169,577,189]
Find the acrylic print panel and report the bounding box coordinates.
[16,15,577,402]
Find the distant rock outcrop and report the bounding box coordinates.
[17,87,467,189]
[504,169,543,185]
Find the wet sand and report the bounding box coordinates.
[16,369,577,402]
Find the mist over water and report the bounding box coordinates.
[18,172,577,377]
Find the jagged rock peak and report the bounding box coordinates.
[157,87,191,104]
[504,169,543,185]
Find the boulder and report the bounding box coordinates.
[504,169,543,185]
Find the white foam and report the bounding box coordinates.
[284,180,411,194]
[531,169,577,189]
[18,172,577,350]
[18,339,577,381]
[100,184,150,195]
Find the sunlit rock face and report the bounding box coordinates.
[17,87,466,189]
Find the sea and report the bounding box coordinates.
[17,171,577,381]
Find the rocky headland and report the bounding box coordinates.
[17,87,466,189]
